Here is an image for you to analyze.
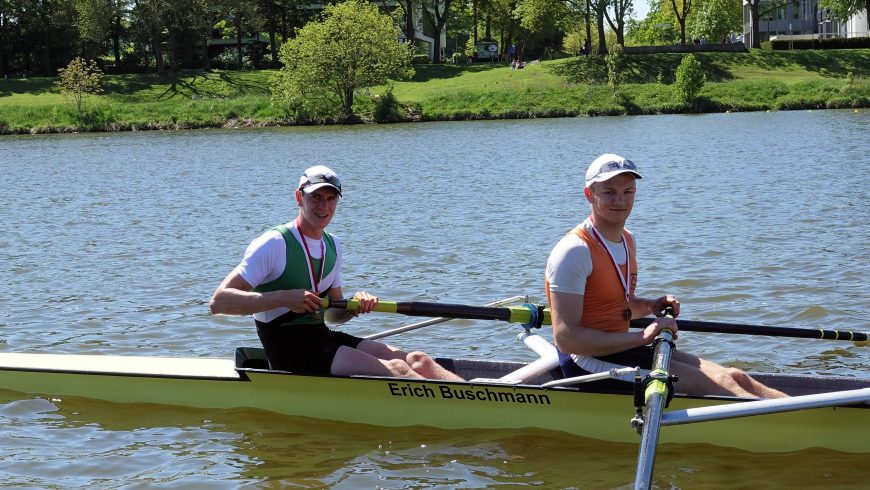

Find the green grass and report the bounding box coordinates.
[2,49,869,134]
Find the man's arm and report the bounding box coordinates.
[209,270,320,316]
[550,291,673,357]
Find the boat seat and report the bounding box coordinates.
[235,347,270,370]
[463,333,562,385]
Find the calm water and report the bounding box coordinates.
[1,110,868,488]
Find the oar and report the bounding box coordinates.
[633,308,677,490]
[322,298,551,326]
[323,298,869,342]
[363,295,528,340]
[630,318,870,342]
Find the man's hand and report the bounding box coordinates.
[641,316,679,345]
[351,291,379,316]
[651,295,680,318]
[283,289,322,313]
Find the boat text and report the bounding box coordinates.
[388,382,551,405]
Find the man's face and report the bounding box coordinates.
[585,173,637,225]
[297,186,340,230]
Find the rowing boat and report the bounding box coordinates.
[1,335,867,453]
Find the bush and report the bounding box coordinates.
[674,54,705,105]
[606,45,625,90]
[214,50,253,70]
[55,57,104,114]
[372,86,402,122]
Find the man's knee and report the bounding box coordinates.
[727,367,755,387]
[406,351,435,370]
[383,358,416,377]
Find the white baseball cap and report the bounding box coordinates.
[298,165,342,196]
[584,154,643,187]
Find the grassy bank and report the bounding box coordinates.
[1,49,869,134]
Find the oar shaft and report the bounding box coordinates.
[634,328,675,490]
[323,298,551,325]
[323,298,868,342]
[635,319,870,342]
[364,295,528,340]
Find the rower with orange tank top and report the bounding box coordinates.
[545,154,787,398]
[209,165,463,381]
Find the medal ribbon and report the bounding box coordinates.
[296,218,325,294]
[589,225,631,316]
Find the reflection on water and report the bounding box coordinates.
[1,392,866,489]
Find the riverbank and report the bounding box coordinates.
[1,49,869,134]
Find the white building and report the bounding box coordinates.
[743,0,868,45]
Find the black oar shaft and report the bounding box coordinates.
[325,299,515,322]
[631,319,870,342]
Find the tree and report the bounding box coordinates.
[271,0,414,122]
[668,0,692,45]
[745,0,761,47]
[423,0,454,63]
[820,0,870,33]
[689,0,741,43]
[604,0,633,46]
[625,1,680,46]
[56,57,104,113]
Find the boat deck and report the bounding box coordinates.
[0,352,240,379]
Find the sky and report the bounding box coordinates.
[634,1,651,20]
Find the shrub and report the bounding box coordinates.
[606,45,625,90]
[55,57,104,114]
[674,54,706,105]
[372,85,402,122]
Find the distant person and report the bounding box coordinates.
[210,165,463,381]
[730,31,736,43]
[583,38,591,57]
[545,154,788,398]
[508,43,517,63]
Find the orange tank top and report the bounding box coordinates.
[546,224,638,332]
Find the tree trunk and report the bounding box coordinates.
[153,24,165,78]
[0,13,5,78]
[112,16,122,69]
[267,0,278,67]
[43,17,52,75]
[596,1,607,55]
[473,0,478,43]
[202,29,211,70]
[342,86,354,121]
[168,28,177,71]
[749,1,760,48]
[236,13,243,67]
[399,0,414,47]
[585,0,592,46]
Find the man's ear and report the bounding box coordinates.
[583,186,594,203]
[294,189,304,206]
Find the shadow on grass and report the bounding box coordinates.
[101,69,272,100]
[553,49,870,85]
[410,62,506,82]
[0,76,58,97]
